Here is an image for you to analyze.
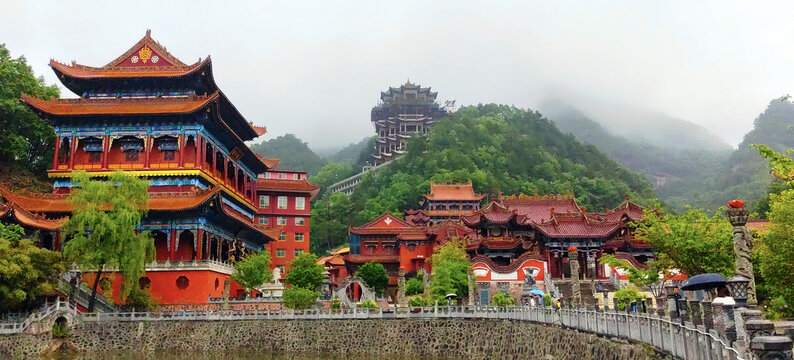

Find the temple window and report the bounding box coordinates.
[80,138,103,163]
[259,195,269,208]
[277,216,286,225]
[295,197,305,210]
[278,173,286,179]
[295,217,305,226]
[175,276,189,289]
[155,136,178,161]
[380,130,385,137]
[278,233,287,241]
[259,216,269,225]
[295,233,304,242]
[277,196,288,209]
[294,249,303,257]
[276,249,286,258]
[293,173,299,180]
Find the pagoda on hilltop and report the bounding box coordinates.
[1,30,282,305]
[370,81,447,165]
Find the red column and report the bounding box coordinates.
[178,134,185,168]
[212,148,217,176]
[169,229,177,261]
[68,136,76,169]
[52,136,60,170]
[195,135,202,170]
[101,135,110,169]
[55,231,62,252]
[196,228,203,260]
[144,136,152,169]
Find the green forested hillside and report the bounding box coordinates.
[664,99,794,212]
[249,134,327,175]
[310,104,657,254]
[542,102,730,211]
[325,136,374,165]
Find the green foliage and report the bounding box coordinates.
[330,297,342,309]
[633,204,734,277]
[62,171,155,307]
[52,322,69,338]
[310,192,353,255]
[598,254,669,296]
[543,294,552,307]
[491,293,516,307]
[124,286,159,310]
[755,189,794,319]
[231,250,273,295]
[405,277,424,296]
[762,296,792,320]
[0,44,60,176]
[613,288,647,311]
[359,299,378,309]
[429,240,471,299]
[285,253,324,290]
[309,163,355,192]
[356,262,388,295]
[0,223,65,312]
[282,287,318,310]
[409,296,427,307]
[324,136,374,166]
[249,134,326,175]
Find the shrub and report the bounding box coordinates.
[330,297,342,309]
[356,262,389,295]
[283,287,319,310]
[125,286,159,310]
[613,288,646,311]
[763,296,792,320]
[359,299,378,309]
[409,296,426,307]
[52,323,69,338]
[405,277,424,296]
[543,294,552,307]
[492,293,516,307]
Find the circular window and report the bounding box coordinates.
[138,277,151,289]
[490,227,502,237]
[214,278,220,290]
[176,276,189,290]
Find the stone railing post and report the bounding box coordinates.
[689,300,702,326]
[678,298,689,323]
[701,300,713,330]
[569,247,582,307]
[723,304,737,342]
[750,336,793,360]
[725,204,757,306]
[397,269,407,307]
[655,296,667,318]
[745,319,776,342]
[736,308,763,347]
[613,298,620,312]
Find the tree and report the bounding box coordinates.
[405,277,424,296]
[285,253,324,290]
[0,223,65,312]
[613,288,647,311]
[310,192,353,255]
[0,44,60,176]
[598,254,671,297]
[63,171,154,311]
[633,205,734,277]
[755,189,794,318]
[356,261,388,295]
[429,240,471,301]
[231,250,273,297]
[283,253,324,310]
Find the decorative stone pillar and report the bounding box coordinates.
[612,298,620,312]
[750,336,793,360]
[568,246,582,307]
[725,202,757,306]
[745,319,776,341]
[656,296,667,318]
[736,308,763,346]
[689,300,702,326]
[467,267,476,306]
[722,304,737,342]
[397,268,407,307]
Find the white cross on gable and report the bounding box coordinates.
[384,217,392,225]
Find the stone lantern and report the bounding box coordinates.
[726,275,751,308]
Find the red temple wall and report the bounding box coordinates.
[82,270,232,305]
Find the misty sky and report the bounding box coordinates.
[3,1,794,151]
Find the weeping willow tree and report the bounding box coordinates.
[63,171,154,311]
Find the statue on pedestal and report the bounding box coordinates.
[725,200,757,306]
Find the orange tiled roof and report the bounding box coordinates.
[746,219,770,233]
[21,92,220,116]
[0,187,220,213]
[257,178,320,197]
[259,158,280,169]
[49,57,209,79]
[0,201,68,231]
[425,182,485,201]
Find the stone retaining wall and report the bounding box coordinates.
[0,319,672,360]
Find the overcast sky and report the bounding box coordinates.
[3,1,794,151]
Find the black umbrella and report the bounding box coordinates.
[679,273,727,291]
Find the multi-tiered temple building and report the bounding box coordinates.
[344,185,651,304]
[370,82,447,165]
[0,30,283,305]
